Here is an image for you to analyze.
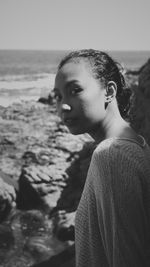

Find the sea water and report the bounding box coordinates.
[0,50,150,107]
[0,50,66,107]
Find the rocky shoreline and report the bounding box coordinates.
[0,59,150,266]
[0,95,94,266]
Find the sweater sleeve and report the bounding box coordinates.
[92,143,148,267]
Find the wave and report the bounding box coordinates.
[0,73,55,107]
[0,73,55,90]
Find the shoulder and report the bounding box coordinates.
[93,138,144,166]
[89,139,146,190]
[94,138,130,156]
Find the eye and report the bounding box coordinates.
[71,86,82,96]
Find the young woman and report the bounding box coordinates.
[54,49,150,267]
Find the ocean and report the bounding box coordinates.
[0,50,150,107]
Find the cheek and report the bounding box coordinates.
[81,93,105,119]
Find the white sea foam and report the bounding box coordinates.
[0,73,56,107]
[0,73,55,91]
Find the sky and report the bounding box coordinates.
[0,0,150,51]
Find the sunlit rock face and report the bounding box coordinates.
[0,99,93,266]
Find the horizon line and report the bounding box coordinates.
[0,48,150,52]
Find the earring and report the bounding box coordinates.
[105,102,108,109]
[105,96,112,110]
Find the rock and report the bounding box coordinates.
[17,142,93,212]
[0,177,16,222]
[0,170,19,191]
[9,100,91,212]
[0,224,15,263]
[38,92,55,105]
[17,164,66,211]
[0,100,94,266]
[129,59,150,145]
[18,210,53,262]
[138,58,150,98]
[0,101,60,179]
[56,141,95,212]
[52,210,75,241]
[0,224,15,249]
[31,244,75,267]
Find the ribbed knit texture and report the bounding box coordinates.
[75,138,150,267]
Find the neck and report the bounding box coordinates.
[89,100,131,143]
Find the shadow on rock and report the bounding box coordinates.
[129,58,150,145]
[31,244,75,267]
[49,141,96,246]
[55,141,95,212]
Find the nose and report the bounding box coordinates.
[58,103,72,117]
[61,103,72,111]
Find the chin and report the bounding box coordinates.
[68,126,85,135]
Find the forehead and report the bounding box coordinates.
[55,60,93,85]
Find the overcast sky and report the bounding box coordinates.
[0,0,150,50]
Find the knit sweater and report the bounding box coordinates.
[75,137,150,267]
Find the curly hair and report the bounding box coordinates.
[58,49,131,118]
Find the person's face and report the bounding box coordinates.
[54,60,106,135]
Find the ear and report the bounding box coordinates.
[105,81,117,104]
